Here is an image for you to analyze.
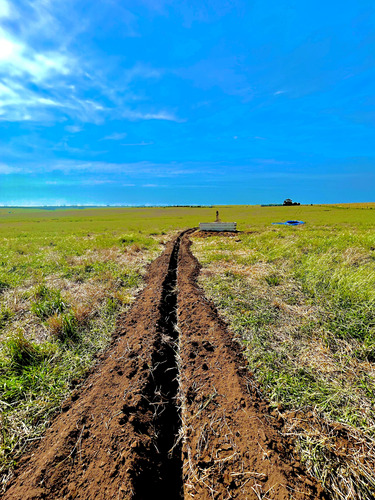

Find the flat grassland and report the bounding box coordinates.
[1,204,375,498]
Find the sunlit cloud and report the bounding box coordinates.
[0,0,12,18]
[0,28,71,82]
[0,3,180,124]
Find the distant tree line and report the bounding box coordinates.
[283,198,300,206]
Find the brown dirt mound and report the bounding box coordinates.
[4,231,325,499]
[194,231,242,238]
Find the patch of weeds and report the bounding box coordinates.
[103,296,121,318]
[353,336,375,362]
[327,303,375,343]
[67,261,114,282]
[71,304,92,327]
[296,430,375,500]
[31,285,67,319]
[283,292,300,305]
[264,273,281,286]
[119,234,155,250]
[61,312,78,342]
[0,304,116,480]
[46,313,63,338]
[0,308,12,330]
[0,281,9,293]
[1,331,47,374]
[203,273,279,332]
[47,312,79,342]
[116,271,142,289]
[62,264,96,282]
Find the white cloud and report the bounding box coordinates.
[123,110,182,122]
[0,78,105,123]
[45,179,115,186]
[0,0,12,18]
[0,159,218,178]
[0,28,71,82]
[0,3,181,124]
[0,162,22,174]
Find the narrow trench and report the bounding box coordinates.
[134,235,183,499]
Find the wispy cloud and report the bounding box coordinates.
[0,28,71,82]
[0,2,180,124]
[0,159,218,177]
[122,110,183,122]
[142,183,166,187]
[45,179,116,186]
[0,162,22,174]
[121,141,153,146]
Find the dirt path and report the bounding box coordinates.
[4,232,324,499]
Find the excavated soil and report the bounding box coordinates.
[4,231,325,500]
[193,231,242,238]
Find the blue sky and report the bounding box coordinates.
[0,0,375,206]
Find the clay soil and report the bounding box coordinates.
[3,231,325,499]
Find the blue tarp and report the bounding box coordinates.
[272,220,305,226]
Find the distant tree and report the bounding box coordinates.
[283,198,293,206]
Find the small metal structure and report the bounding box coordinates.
[199,211,237,232]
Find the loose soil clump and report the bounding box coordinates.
[4,232,325,499]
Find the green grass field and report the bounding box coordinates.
[1,204,375,497]
[191,204,375,500]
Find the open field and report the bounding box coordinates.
[192,207,375,499]
[1,204,375,498]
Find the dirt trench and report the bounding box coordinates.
[3,232,325,499]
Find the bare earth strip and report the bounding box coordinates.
[3,232,324,499]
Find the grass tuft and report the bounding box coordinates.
[0,308,12,330]
[31,285,67,319]
[1,332,46,374]
[264,273,281,286]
